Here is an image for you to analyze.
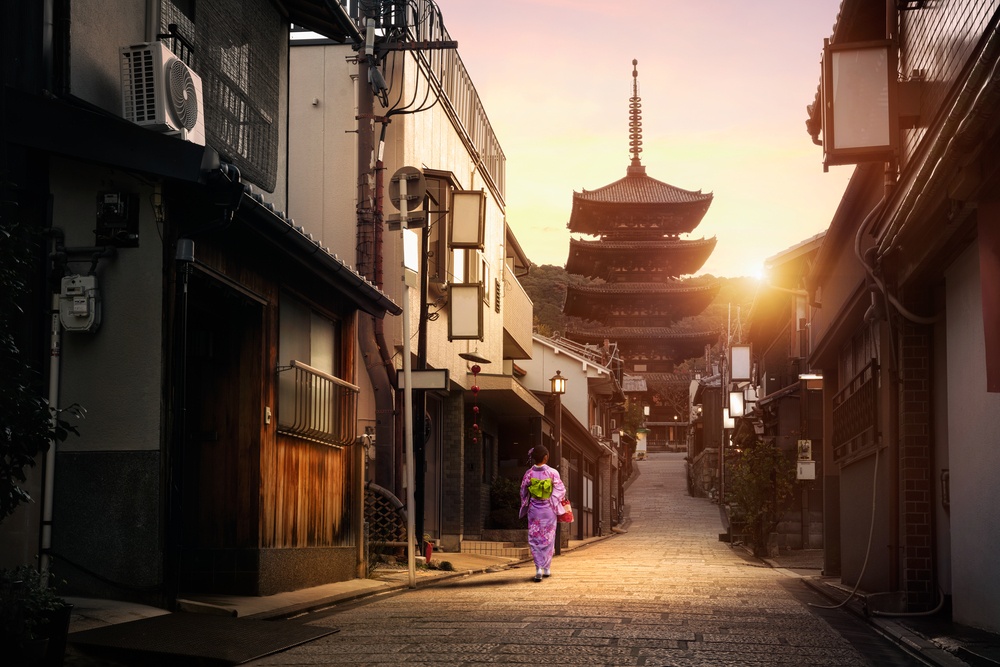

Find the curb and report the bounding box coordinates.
[799,578,966,667]
[252,532,623,621]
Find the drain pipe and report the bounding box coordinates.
[358,40,397,493]
[39,291,62,584]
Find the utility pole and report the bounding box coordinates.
[354,4,456,558]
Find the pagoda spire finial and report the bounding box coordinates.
[628,58,645,175]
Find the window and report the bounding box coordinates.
[278,293,356,447]
[279,294,340,377]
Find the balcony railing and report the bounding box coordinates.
[831,360,878,463]
[278,360,359,447]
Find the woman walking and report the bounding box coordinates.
[520,445,566,582]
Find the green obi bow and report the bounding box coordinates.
[528,477,553,499]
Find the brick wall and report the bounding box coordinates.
[897,315,935,609]
[439,391,465,551]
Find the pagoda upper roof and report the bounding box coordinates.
[566,236,717,280]
[567,167,713,235]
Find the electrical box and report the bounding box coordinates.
[59,275,101,332]
[797,461,816,480]
[96,192,139,247]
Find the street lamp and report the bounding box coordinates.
[550,370,567,396]
[728,390,745,418]
[550,370,566,555]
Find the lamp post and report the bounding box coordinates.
[550,370,566,555]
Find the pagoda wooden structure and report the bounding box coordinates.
[563,60,719,375]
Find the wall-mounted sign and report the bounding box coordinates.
[797,439,812,461]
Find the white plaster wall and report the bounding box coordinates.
[945,243,1000,633]
[520,342,592,418]
[385,53,509,391]
[288,43,515,437]
[288,44,358,261]
[52,159,164,453]
[71,0,146,114]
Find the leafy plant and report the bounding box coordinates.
[0,565,66,645]
[1,220,85,524]
[727,438,795,557]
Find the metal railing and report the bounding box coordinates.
[278,360,359,447]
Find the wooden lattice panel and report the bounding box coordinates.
[364,482,407,546]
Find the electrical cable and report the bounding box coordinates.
[809,446,880,610]
[854,197,938,326]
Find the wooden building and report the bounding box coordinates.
[804,0,1000,632]
[0,0,400,604]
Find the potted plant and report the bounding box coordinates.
[0,565,71,667]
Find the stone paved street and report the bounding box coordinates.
[250,453,920,666]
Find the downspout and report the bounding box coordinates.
[357,47,397,493]
[39,292,61,582]
[38,0,66,582]
[144,0,160,42]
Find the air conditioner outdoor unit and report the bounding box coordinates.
[590,425,603,438]
[120,41,205,145]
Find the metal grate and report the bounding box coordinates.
[832,360,879,463]
[121,46,157,124]
[161,0,281,191]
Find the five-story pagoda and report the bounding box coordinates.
[563,60,719,374]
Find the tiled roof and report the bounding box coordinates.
[569,237,716,251]
[639,372,695,384]
[566,327,718,341]
[575,172,713,206]
[622,375,648,392]
[566,282,718,296]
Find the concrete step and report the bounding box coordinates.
[460,541,529,558]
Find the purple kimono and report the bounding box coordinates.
[519,464,567,571]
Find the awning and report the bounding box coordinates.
[757,381,802,407]
[470,374,545,417]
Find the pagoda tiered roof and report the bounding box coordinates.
[566,236,717,280]
[559,59,718,368]
[565,326,717,363]
[563,280,719,323]
[567,169,713,236]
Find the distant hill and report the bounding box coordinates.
[520,264,757,371]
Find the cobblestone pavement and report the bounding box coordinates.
[250,453,921,666]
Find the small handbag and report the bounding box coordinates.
[556,498,574,523]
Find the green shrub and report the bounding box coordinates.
[727,439,794,557]
[0,565,66,644]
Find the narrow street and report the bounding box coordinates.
[251,452,921,666]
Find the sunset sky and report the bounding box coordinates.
[435,0,853,278]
